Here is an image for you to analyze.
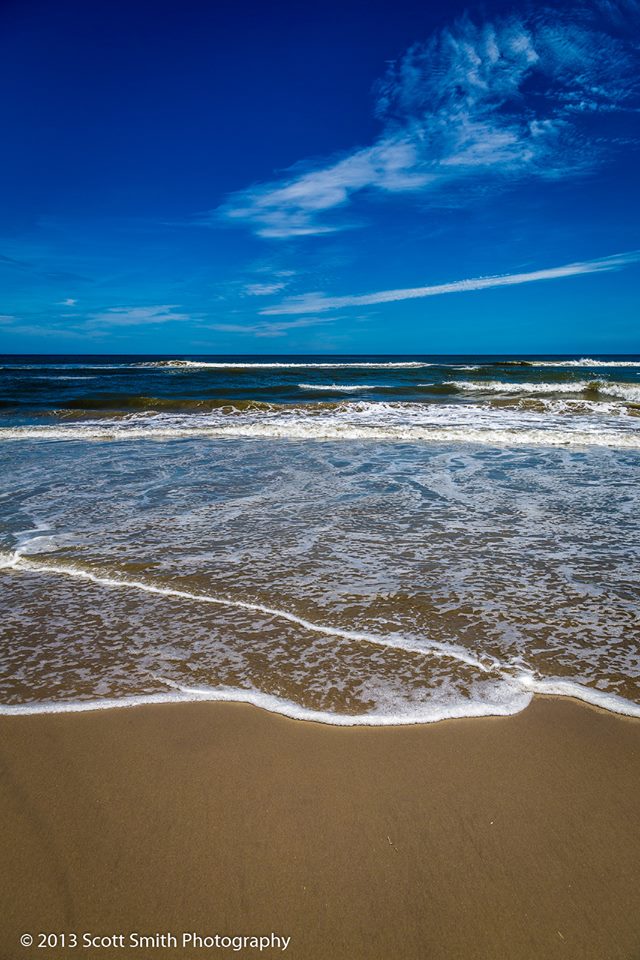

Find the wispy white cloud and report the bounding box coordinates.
[244,281,288,296]
[217,5,639,238]
[57,298,77,306]
[208,316,333,338]
[261,250,640,315]
[1,304,199,341]
[221,140,435,238]
[0,314,86,339]
[87,305,194,327]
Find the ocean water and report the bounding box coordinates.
[1,353,639,724]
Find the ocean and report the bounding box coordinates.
[1,353,639,723]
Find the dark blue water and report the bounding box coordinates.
[1,355,639,426]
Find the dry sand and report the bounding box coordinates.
[1,697,639,960]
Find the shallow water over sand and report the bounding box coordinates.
[1,355,639,723]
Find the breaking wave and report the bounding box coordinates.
[1,400,639,447]
[530,359,640,368]
[148,359,434,370]
[445,379,640,402]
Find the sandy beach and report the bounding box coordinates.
[3,0,640,949]
[1,697,638,960]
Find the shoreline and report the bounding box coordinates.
[2,696,639,959]
[2,687,640,724]
[3,548,639,726]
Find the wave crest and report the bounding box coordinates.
[445,379,640,402]
[1,400,639,447]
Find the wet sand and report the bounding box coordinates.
[1,697,639,960]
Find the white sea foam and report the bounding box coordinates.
[1,401,638,448]
[0,552,495,672]
[446,379,640,402]
[150,360,433,369]
[446,379,591,394]
[2,551,639,725]
[596,383,640,402]
[494,397,625,416]
[525,358,640,368]
[298,383,379,391]
[0,682,534,725]
[2,668,639,725]
[516,674,640,719]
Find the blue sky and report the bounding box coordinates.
[1,0,639,354]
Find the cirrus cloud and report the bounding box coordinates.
[217,4,639,239]
[260,250,640,315]
[86,305,196,327]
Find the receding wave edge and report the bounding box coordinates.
[1,552,639,725]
